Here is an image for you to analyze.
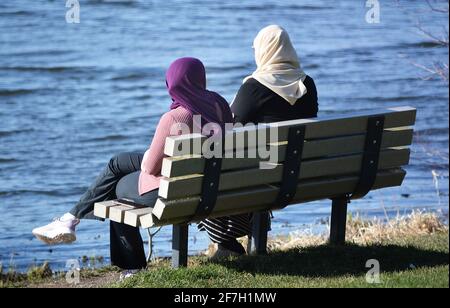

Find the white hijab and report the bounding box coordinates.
[245,25,307,105]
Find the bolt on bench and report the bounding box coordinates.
[94,106,416,268]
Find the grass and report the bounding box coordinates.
[264,210,449,251]
[114,232,448,288]
[0,262,56,288]
[0,266,121,289]
[1,211,448,288]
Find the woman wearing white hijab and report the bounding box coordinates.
[232,25,318,123]
[199,26,318,258]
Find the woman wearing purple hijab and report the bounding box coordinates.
[32,58,237,271]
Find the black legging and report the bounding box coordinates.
[70,152,158,270]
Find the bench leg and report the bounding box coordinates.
[250,211,270,255]
[172,224,188,268]
[330,197,348,245]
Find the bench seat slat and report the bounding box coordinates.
[125,208,153,227]
[159,148,410,199]
[94,202,153,227]
[93,200,120,219]
[109,205,137,223]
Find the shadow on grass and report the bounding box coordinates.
[212,243,449,278]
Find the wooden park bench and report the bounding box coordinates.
[94,106,416,268]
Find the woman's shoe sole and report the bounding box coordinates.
[33,232,76,245]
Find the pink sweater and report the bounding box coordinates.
[138,107,193,195]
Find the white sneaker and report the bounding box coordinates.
[32,213,80,245]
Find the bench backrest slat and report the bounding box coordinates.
[148,169,406,226]
[159,148,410,199]
[164,106,416,157]
[162,127,413,178]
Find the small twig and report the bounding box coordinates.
[400,54,449,81]
[397,0,449,82]
[146,227,163,263]
[415,20,449,46]
[426,0,449,14]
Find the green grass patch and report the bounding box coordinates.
[114,233,449,288]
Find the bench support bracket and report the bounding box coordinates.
[172,224,189,268]
[330,197,348,245]
[273,124,307,209]
[350,115,385,199]
[194,150,223,220]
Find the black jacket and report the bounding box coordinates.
[231,76,319,124]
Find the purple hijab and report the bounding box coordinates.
[167,57,233,127]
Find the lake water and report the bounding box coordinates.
[0,0,448,272]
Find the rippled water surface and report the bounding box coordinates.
[0,0,448,271]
